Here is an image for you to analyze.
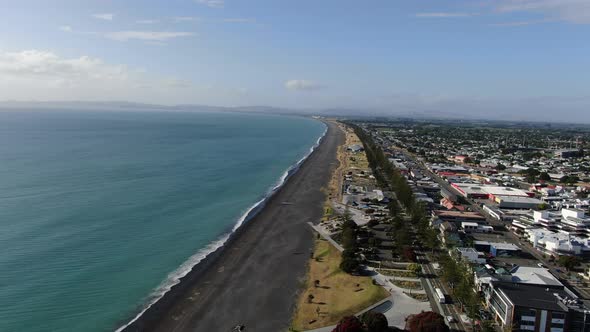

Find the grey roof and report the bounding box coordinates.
[497,283,569,312]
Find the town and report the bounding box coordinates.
[297,119,590,332]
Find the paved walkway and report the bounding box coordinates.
[308,222,344,252]
[332,202,371,226]
[306,220,431,332]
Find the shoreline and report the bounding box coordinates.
[120,120,343,332]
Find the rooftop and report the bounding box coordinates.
[433,210,486,219]
[497,283,570,312]
[510,266,563,287]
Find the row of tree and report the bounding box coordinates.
[348,123,439,259]
[340,217,361,273]
[438,253,479,318]
[331,311,449,332]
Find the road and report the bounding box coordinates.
[393,146,590,300]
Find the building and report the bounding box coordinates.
[451,183,490,199]
[513,209,590,238]
[456,247,487,264]
[494,195,544,209]
[347,144,364,153]
[554,149,581,159]
[561,209,590,237]
[461,222,493,233]
[486,281,590,332]
[526,228,590,256]
[474,241,521,257]
[432,210,487,224]
[451,183,533,200]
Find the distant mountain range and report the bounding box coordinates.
[0,100,588,127]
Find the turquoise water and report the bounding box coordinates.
[0,110,325,332]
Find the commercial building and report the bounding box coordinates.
[554,149,581,159]
[432,210,487,224]
[494,195,544,209]
[512,209,590,239]
[526,228,590,256]
[475,265,590,331]
[486,283,587,332]
[451,183,533,200]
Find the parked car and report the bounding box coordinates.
[538,263,546,268]
[446,316,456,324]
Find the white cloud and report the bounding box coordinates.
[163,78,193,88]
[136,19,159,24]
[0,49,203,103]
[285,80,322,91]
[173,16,199,22]
[414,12,476,18]
[222,18,257,23]
[106,31,194,41]
[195,0,224,8]
[490,19,555,27]
[494,0,590,24]
[59,25,72,32]
[0,50,129,83]
[92,13,115,21]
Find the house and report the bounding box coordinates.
[456,247,486,264]
[474,241,521,257]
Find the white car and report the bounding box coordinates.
[446,315,456,324]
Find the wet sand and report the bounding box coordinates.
[123,120,345,332]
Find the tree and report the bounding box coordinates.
[537,203,549,210]
[405,311,449,332]
[481,320,495,332]
[332,316,365,332]
[424,228,440,253]
[539,172,551,181]
[340,257,360,273]
[558,255,581,271]
[360,312,389,332]
[559,175,579,184]
[495,163,506,171]
[403,246,417,262]
[407,263,422,276]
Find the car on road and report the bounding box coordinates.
[446,316,456,324]
[556,268,563,273]
[538,263,546,268]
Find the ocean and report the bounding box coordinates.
[0,110,326,332]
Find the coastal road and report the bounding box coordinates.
[124,120,345,332]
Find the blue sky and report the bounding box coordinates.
[1,0,589,121]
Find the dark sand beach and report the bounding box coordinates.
[123,120,345,332]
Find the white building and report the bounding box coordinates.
[526,228,590,256]
[456,247,486,264]
[513,209,590,238]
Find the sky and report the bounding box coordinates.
[0,0,589,121]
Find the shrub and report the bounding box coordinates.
[332,316,364,332]
[405,311,449,332]
[360,311,389,332]
[340,257,360,273]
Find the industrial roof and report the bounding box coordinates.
[497,283,569,312]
